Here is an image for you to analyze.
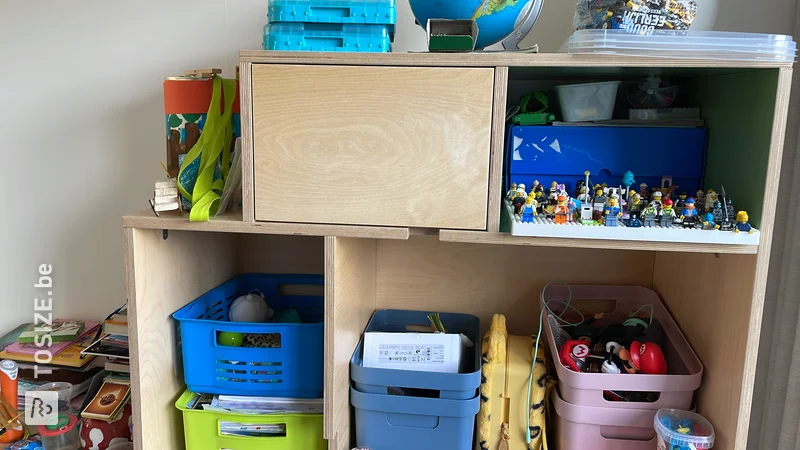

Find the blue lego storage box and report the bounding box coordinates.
[263,23,391,52]
[268,0,397,39]
[506,126,707,195]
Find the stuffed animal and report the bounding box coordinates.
[476,314,555,450]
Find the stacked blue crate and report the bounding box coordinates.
[264,0,395,52]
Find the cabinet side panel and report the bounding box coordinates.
[241,61,255,222]
[324,237,377,448]
[126,229,236,450]
[487,67,509,232]
[653,252,757,450]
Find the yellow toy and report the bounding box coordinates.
[476,314,555,450]
[734,211,755,234]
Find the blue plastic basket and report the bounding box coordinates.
[350,310,481,400]
[263,23,391,52]
[172,274,324,398]
[351,387,479,450]
[268,0,396,38]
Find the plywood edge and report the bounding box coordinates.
[325,237,377,449]
[122,210,411,240]
[240,61,255,222]
[238,50,793,69]
[439,229,759,254]
[487,67,509,233]
[733,66,794,450]
[123,228,145,450]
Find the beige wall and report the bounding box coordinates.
[0,0,796,334]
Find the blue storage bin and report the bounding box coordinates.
[351,387,479,450]
[172,274,324,398]
[263,23,390,52]
[506,125,707,195]
[350,310,480,400]
[268,0,396,38]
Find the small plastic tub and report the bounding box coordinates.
[655,409,715,449]
[556,81,621,122]
[39,382,73,412]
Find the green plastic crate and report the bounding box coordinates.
[176,390,326,450]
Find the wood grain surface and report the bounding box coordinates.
[324,237,377,449]
[125,228,236,450]
[251,64,494,229]
[653,252,758,450]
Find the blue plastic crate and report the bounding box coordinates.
[172,274,324,398]
[506,125,707,196]
[351,387,479,450]
[350,310,480,400]
[263,23,390,52]
[268,0,396,38]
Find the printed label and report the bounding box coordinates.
[25,391,58,425]
[378,344,445,364]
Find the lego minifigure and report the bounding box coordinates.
[643,204,658,227]
[675,191,688,211]
[522,196,537,223]
[574,179,586,198]
[639,183,650,200]
[592,188,607,221]
[702,212,720,231]
[512,192,526,215]
[604,197,622,227]
[659,199,677,228]
[506,183,518,201]
[712,200,724,223]
[601,183,609,196]
[695,190,706,212]
[627,215,642,228]
[516,183,527,199]
[705,189,719,212]
[650,191,664,209]
[534,190,546,214]
[734,211,754,234]
[629,193,643,219]
[577,186,591,204]
[680,197,698,228]
[532,180,541,192]
[554,195,569,224]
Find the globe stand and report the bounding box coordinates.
[500,0,544,51]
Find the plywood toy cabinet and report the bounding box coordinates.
[123,51,793,450]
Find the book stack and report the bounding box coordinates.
[0,320,102,413]
[263,0,395,53]
[83,307,130,376]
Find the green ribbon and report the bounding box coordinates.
[178,75,236,222]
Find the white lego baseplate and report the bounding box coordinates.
[505,201,760,247]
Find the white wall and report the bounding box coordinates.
[0,0,795,334]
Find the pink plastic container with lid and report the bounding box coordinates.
[552,389,656,450]
[542,285,703,409]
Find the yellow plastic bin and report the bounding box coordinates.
[175,390,326,450]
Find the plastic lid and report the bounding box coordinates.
[38,413,78,436]
[654,409,715,449]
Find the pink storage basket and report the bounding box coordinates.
[542,285,703,409]
[552,389,656,450]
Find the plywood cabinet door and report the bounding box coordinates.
[250,64,495,230]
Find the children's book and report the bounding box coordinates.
[5,322,99,356]
[17,319,84,344]
[0,333,95,368]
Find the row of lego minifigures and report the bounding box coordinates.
[506,172,755,233]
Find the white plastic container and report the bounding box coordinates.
[556,81,620,122]
[654,409,715,449]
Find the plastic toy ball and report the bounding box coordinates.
[218,331,244,347]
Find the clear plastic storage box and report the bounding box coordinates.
[561,30,797,62]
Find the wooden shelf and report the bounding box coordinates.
[439,229,759,254]
[122,209,411,240]
[240,50,794,70]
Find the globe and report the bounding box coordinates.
[409,0,539,49]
